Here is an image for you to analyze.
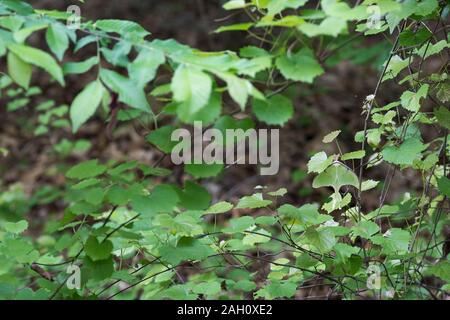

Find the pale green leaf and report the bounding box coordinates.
[322,130,341,143]
[341,150,366,161]
[66,160,107,180]
[45,23,69,61]
[7,51,31,88]
[4,220,28,234]
[70,80,105,133]
[128,48,165,88]
[236,193,272,209]
[171,65,212,114]
[400,84,429,112]
[307,151,333,174]
[63,56,99,75]
[7,43,65,86]
[100,68,151,113]
[205,201,234,215]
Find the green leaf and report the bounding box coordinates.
[242,229,271,246]
[7,51,31,89]
[267,0,308,15]
[278,203,331,225]
[3,238,38,263]
[235,56,272,77]
[434,107,450,130]
[13,23,48,43]
[96,19,150,40]
[240,46,270,58]
[334,243,359,262]
[204,201,234,215]
[84,187,104,206]
[178,181,211,210]
[177,92,222,125]
[233,280,257,292]
[236,193,272,209]
[74,35,97,52]
[2,0,34,15]
[108,161,138,176]
[7,43,64,86]
[71,178,101,190]
[341,150,365,161]
[223,216,255,233]
[185,163,224,178]
[361,180,379,191]
[0,15,24,32]
[312,163,359,192]
[140,168,171,179]
[132,184,180,216]
[414,0,439,16]
[83,256,114,281]
[45,23,69,61]
[305,227,336,253]
[225,74,250,110]
[128,48,165,88]
[193,282,221,296]
[351,220,380,239]
[66,160,107,180]
[382,55,408,81]
[107,186,130,206]
[414,39,449,59]
[399,28,432,47]
[267,188,288,197]
[3,220,28,234]
[252,94,293,126]
[307,151,333,174]
[215,23,253,33]
[171,65,212,115]
[63,56,99,75]
[296,253,318,268]
[425,261,450,282]
[146,125,178,154]
[85,236,113,261]
[159,237,214,265]
[100,68,151,113]
[255,281,297,299]
[400,84,429,112]
[100,41,131,67]
[257,16,304,28]
[298,17,347,37]
[70,80,105,133]
[322,130,341,143]
[322,1,367,20]
[437,177,450,197]
[322,192,351,213]
[372,228,410,254]
[382,138,426,166]
[223,0,248,10]
[276,48,324,83]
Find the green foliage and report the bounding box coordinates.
[0,0,448,301]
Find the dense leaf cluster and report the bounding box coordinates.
[0,0,448,300]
